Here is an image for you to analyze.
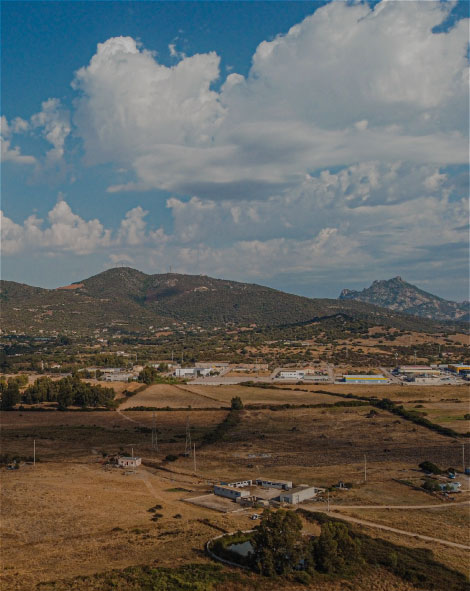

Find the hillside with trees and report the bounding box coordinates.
[1,268,462,337]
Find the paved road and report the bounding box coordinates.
[380,366,401,384]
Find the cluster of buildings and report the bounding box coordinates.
[393,364,469,383]
[213,476,324,506]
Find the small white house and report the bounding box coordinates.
[214,484,250,499]
[118,456,142,468]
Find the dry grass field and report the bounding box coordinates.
[118,384,226,409]
[182,384,348,406]
[2,383,469,590]
[287,382,469,401]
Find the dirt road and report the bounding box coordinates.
[323,512,470,550]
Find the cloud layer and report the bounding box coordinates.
[1,1,469,298]
[69,1,468,199]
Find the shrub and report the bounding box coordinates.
[419,461,442,475]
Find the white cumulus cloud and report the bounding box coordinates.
[67,1,468,200]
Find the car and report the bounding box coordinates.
[250,513,260,520]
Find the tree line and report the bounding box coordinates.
[0,375,116,410]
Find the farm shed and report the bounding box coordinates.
[279,485,322,505]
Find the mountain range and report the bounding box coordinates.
[0,268,465,337]
[339,276,468,323]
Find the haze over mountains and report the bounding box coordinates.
[339,276,469,323]
[1,268,466,337]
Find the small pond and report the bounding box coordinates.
[227,541,254,557]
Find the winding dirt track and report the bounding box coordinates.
[302,501,470,550]
[310,501,470,510]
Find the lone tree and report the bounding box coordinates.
[230,396,244,410]
[252,509,303,576]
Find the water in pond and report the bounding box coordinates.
[227,541,254,557]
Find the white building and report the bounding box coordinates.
[117,456,141,468]
[104,372,133,382]
[214,484,250,499]
[279,485,322,505]
[278,370,305,380]
[255,477,293,490]
[174,367,212,378]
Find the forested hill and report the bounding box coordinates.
[339,276,469,323]
[0,267,459,336]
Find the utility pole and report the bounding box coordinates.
[151,412,158,451]
[327,490,330,513]
[193,443,197,473]
[414,350,417,365]
[184,416,192,456]
[33,439,36,467]
[364,454,367,482]
[462,444,465,474]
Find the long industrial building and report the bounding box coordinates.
[342,374,388,384]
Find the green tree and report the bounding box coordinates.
[422,478,440,492]
[138,366,159,384]
[310,521,362,574]
[252,509,303,576]
[419,461,441,475]
[231,396,244,410]
[1,381,20,410]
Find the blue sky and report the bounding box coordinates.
[1,0,469,301]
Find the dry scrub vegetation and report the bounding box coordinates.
[1,383,469,590]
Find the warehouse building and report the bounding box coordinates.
[342,375,388,384]
[213,485,250,500]
[396,365,440,376]
[448,364,470,375]
[279,485,323,505]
